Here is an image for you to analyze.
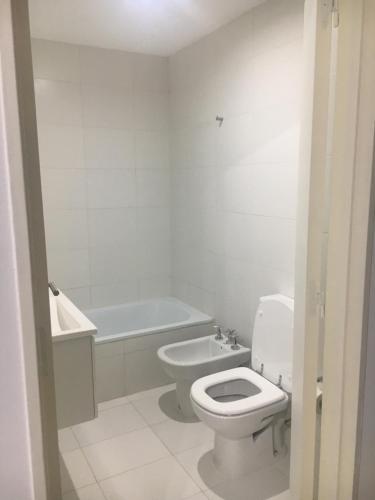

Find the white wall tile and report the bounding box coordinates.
[91,281,139,308]
[32,39,80,82]
[88,208,136,248]
[134,54,168,92]
[135,131,169,169]
[44,209,88,250]
[37,125,84,169]
[89,244,138,286]
[82,84,133,129]
[35,79,82,126]
[41,169,86,209]
[83,128,135,169]
[79,46,134,88]
[136,169,170,207]
[35,39,171,308]
[134,92,169,131]
[87,169,136,208]
[47,249,90,289]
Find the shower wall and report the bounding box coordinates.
[169,0,304,344]
[32,40,170,308]
[33,0,303,345]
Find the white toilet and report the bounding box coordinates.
[158,330,251,417]
[190,294,293,478]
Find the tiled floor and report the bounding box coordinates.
[59,384,290,500]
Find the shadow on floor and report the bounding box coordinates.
[158,389,199,423]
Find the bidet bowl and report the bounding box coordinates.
[157,335,250,417]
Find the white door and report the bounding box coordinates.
[0,0,61,498]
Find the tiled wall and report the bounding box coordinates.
[32,40,171,308]
[169,0,304,345]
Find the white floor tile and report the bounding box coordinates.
[176,443,223,491]
[72,403,147,446]
[98,396,129,412]
[266,491,291,500]
[62,483,106,500]
[132,387,186,425]
[152,419,214,454]
[58,428,80,453]
[82,427,170,480]
[204,465,289,500]
[60,450,96,494]
[128,383,175,402]
[100,456,200,500]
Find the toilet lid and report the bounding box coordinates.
[190,367,287,416]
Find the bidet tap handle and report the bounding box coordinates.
[226,329,238,344]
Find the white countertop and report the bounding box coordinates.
[50,289,97,342]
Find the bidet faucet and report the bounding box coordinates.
[225,329,238,345]
[213,324,224,340]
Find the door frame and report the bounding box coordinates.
[318,0,375,498]
[0,0,61,498]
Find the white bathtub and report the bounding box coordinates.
[85,297,212,344]
[85,297,214,402]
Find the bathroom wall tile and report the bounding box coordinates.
[95,342,126,360]
[87,169,136,208]
[63,287,91,309]
[81,84,133,129]
[124,350,173,395]
[79,46,134,88]
[44,209,88,251]
[219,163,298,218]
[41,169,86,209]
[90,281,139,308]
[90,245,138,286]
[139,276,171,299]
[135,131,169,169]
[32,39,80,82]
[134,91,169,131]
[47,249,90,289]
[250,0,304,57]
[83,128,135,169]
[34,79,82,126]
[88,208,136,248]
[95,355,126,402]
[37,125,84,169]
[134,54,169,92]
[99,456,199,500]
[82,428,169,480]
[136,169,170,208]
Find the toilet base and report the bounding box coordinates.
[176,380,195,418]
[213,423,287,478]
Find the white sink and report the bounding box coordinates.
[49,289,98,427]
[49,289,96,342]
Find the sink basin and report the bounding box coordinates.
[49,289,96,342]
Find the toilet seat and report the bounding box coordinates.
[191,366,287,417]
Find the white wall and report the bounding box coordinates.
[169,0,304,344]
[32,39,171,309]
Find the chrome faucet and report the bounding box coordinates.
[213,324,224,340]
[225,329,238,345]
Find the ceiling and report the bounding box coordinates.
[29,0,264,56]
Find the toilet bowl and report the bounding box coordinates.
[157,334,250,417]
[190,294,294,477]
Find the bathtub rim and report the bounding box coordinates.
[85,297,214,345]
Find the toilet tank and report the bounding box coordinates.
[251,294,294,393]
